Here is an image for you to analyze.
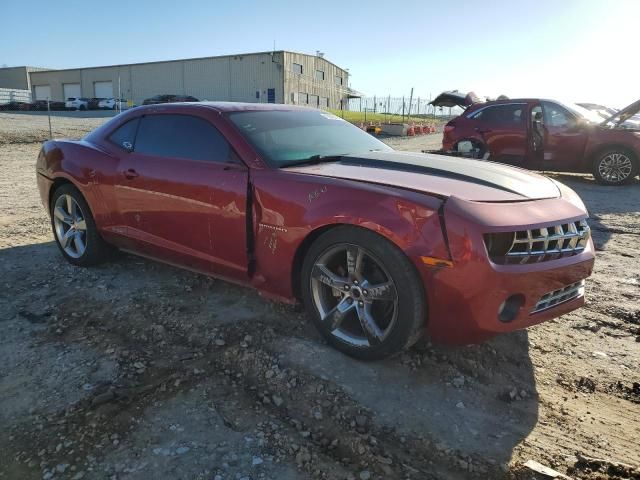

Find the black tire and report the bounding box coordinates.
[79,105,86,111]
[301,226,426,361]
[592,147,638,185]
[50,184,114,266]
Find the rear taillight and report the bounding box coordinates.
[444,125,455,133]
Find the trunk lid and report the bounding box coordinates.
[429,91,482,110]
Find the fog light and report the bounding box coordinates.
[498,294,525,323]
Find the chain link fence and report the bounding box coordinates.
[345,95,460,120]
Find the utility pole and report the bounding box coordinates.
[407,87,414,121]
[118,74,121,113]
[47,98,52,138]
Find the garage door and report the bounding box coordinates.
[63,83,81,100]
[34,85,51,100]
[94,81,113,98]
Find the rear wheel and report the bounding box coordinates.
[301,226,426,360]
[50,184,113,266]
[592,148,638,185]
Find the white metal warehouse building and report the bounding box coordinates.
[0,51,350,109]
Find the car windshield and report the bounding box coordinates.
[228,109,391,167]
[561,102,604,124]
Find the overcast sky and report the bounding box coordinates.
[2,0,637,108]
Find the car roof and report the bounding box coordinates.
[135,101,313,113]
[465,98,575,112]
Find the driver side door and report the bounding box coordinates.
[112,112,249,280]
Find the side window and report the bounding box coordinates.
[469,104,524,124]
[542,102,576,128]
[108,118,140,150]
[134,114,231,162]
[468,106,493,122]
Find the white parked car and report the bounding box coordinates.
[65,97,90,110]
[98,98,131,110]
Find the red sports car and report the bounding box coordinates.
[36,103,595,360]
[436,95,640,186]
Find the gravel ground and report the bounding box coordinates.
[0,112,639,480]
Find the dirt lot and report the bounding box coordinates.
[0,112,638,480]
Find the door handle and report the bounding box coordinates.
[124,168,139,179]
[475,127,492,134]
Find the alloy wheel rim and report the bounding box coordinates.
[53,194,87,258]
[310,243,398,348]
[598,153,633,183]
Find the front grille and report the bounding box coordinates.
[485,219,590,264]
[531,280,585,314]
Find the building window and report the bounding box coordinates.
[335,75,343,85]
[298,92,308,104]
[315,70,325,81]
[292,63,303,75]
[309,94,319,107]
[320,97,329,108]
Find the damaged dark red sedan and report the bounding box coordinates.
[36,103,595,360]
[435,93,640,186]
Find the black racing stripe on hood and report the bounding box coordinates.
[337,157,525,197]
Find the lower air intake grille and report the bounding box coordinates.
[531,280,585,314]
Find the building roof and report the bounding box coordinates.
[23,50,348,75]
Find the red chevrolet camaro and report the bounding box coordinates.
[36,103,595,360]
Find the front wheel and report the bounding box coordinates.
[50,184,114,266]
[592,148,638,185]
[301,226,426,360]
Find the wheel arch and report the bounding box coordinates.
[290,223,347,301]
[49,177,75,208]
[48,177,97,221]
[289,220,432,303]
[588,142,638,167]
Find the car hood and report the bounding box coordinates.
[601,98,640,127]
[429,90,482,109]
[284,151,560,202]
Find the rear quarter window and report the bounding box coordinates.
[108,118,140,150]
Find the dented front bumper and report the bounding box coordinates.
[417,195,595,345]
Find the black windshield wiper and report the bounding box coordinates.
[281,154,347,168]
